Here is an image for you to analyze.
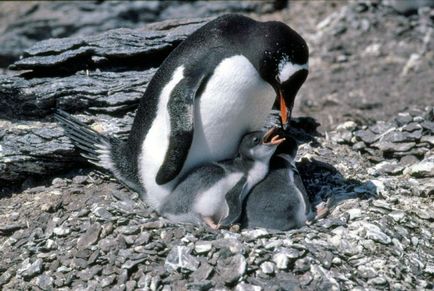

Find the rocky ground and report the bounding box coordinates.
[1,1,433,290]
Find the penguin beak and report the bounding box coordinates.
[279,89,289,129]
[263,127,286,145]
[277,69,309,130]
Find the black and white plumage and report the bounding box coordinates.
[159,130,284,229]
[241,135,314,230]
[56,14,309,209]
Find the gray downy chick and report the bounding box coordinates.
[241,134,314,230]
[159,128,284,229]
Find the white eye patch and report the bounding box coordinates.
[278,61,308,83]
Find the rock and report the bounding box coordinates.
[35,274,54,290]
[165,246,199,273]
[215,254,247,285]
[77,222,102,249]
[272,253,289,270]
[191,261,213,281]
[101,275,116,288]
[53,226,70,237]
[18,258,43,280]
[354,129,380,144]
[259,262,275,275]
[194,241,213,254]
[405,157,434,178]
[361,222,392,245]
[235,282,262,291]
[372,141,416,153]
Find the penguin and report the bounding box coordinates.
[241,133,315,231]
[159,128,285,229]
[55,14,309,209]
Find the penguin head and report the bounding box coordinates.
[239,128,285,162]
[254,20,309,128]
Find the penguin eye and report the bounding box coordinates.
[252,137,260,144]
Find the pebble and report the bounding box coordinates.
[216,254,247,284]
[235,282,262,291]
[363,223,392,245]
[18,258,43,279]
[272,253,289,270]
[260,262,275,275]
[53,226,70,236]
[76,223,102,250]
[194,241,213,254]
[165,246,199,273]
[405,157,434,178]
[35,274,54,290]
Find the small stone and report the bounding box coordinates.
[19,258,43,279]
[363,223,391,245]
[354,129,380,144]
[369,276,388,286]
[332,257,342,265]
[126,280,137,291]
[424,264,434,275]
[194,241,213,254]
[388,211,406,222]
[141,220,165,229]
[101,275,116,288]
[165,246,199,273]
[77,222,102,250]
[368,160,404,176]
[242,228,269,240]
[117,225,140,235]
[420,135,434,146]
[372,141,416,152]
[260,262,275,275]
[122,258,147,270]
[191,262,213,281]
[53,226,70,236]
[352,141,366,151]
[272,253,289,270]
[92,206,113,220]
[36,274,54,290]
[135,232,151,245]
[293,258,311,273]
[405,157,434,178]
[347,208,362,220]
[215,254,247,284]
[0,270,13,286]
[72,175,88,184]
[395,112,413,126]
[235,282,262,291]
[186,280,214,290]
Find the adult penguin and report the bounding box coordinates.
[55,14,309,209]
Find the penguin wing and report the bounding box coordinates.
[220,177,249,226]
[155,71,209,185]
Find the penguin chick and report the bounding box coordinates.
[159,128,284,229]
[241,134,315,231]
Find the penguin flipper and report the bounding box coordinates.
[155,71,209,185]
[220,177,249,226]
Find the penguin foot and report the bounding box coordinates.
[314,198,332,220]
[203,216,220,230]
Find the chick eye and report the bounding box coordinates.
[252,137,260,144]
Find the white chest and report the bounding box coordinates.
[182,55,275,173]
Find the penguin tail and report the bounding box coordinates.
[54,110,117,171]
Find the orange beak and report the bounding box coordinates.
[279,90,288,126]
